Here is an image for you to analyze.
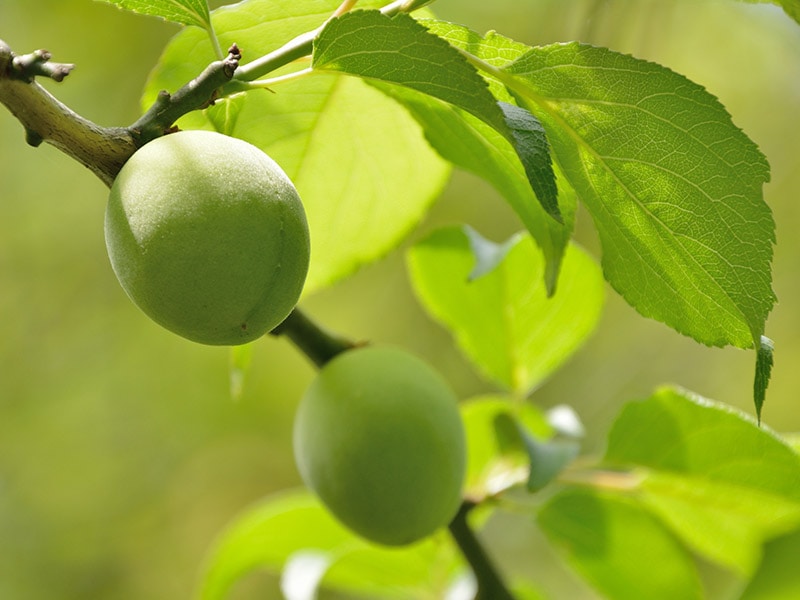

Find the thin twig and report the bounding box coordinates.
[130,44,243,145]
[232,0,436,83]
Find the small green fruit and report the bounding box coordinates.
[293,346,466,546]
[105,130,309,345]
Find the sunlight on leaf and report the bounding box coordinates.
[98,0,212,28]
[407,226,604,394]
[197,490,461,600]
[606,387,800,501]
[197,491,352,600]
[281,551,330,600]
[143,0,450,294]
[640,471,800,575]
[546,404,585,439]
[313,10,560,221]
[376,21,575,292]
[205,94,246,137]
[503,42,775,352]
[604,387,800,575]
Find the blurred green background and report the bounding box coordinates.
[1,0,799,598]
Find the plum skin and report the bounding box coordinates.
[105,130,310,346]
[293,345,466,546]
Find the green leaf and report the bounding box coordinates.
[491,411,580,493]
[205,94,246,137]
[406,226,604,394]
[319,540,463,599]
[539,489,703,600]
[785,434,800,454]
[502,42,775,350]
[604,387,800,573]
[97,0,212,28]
[497,100,559,220]
[460,395,551,500]
[522,435,580,493]
[740,528,800,599]
[463,225,517,281]
[639,472,800,575]
[197,490,354,600]
[143,0,450,294]
[375,21,575,292]
[197,489,461,600]
[313,10,561,221]
[198,491,462,600]
[754,335,775,422]
[605,387,800,502]
[509,581,547,600]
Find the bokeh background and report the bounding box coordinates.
[1,0,799,598]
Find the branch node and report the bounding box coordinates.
[25,127,43,147]
[10,48,75,83]
[223,44,242,78]
[130,47,243,145]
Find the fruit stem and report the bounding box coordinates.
[448,501,517,600]
[270,308,361,368]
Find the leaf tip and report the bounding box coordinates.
[754,335,775,424]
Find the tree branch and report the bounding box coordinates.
[0,0,436,187]
[129,44,243,145]
[449,501,517,600]
[0,39,136,187]
[0,40,244,188]
[230,0,437,84]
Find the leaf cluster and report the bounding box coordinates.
[47,0,800,597]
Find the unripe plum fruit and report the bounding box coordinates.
[293,346,466,546]
[105,130,309,345]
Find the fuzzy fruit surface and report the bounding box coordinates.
[105,130,310,345]
[293,345,466,546]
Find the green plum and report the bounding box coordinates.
[105,130,309,345]
[293,345,466,546]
